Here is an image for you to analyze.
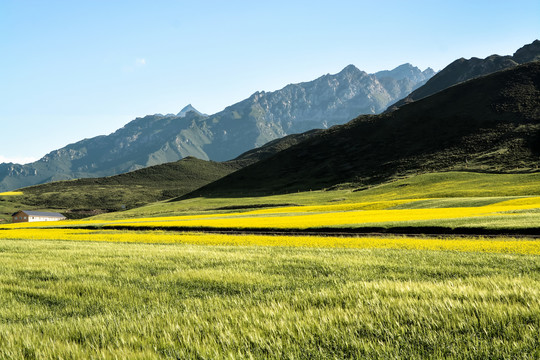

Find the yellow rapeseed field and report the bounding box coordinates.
[0,228,538,255]
[0,191,23,196]
[493,196,540,207]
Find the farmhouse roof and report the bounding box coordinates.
[12,210,66,218]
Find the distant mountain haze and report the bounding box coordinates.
[0,63,433,191]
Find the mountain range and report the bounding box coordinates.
[0,64,433,192]
[2,39,539,218]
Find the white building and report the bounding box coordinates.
[12,210,66,223]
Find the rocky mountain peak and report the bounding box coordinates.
[177,104,206,118]
[339,64,361,75]
[423,67,436,77]
[392,63,417,72]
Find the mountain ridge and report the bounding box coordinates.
[0,63,433,192]
[388,39,540,110]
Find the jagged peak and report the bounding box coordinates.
[374,63,432,82]
[177,104,206,117]
[340,64,360,74]
[423,67,436,75]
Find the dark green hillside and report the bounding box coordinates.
[21,157,242,210]
[182,62,540,198]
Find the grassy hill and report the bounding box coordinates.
[0,157,241,221]
[181,62,540,199]
[90,171,540,220]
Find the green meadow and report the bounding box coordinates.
[0,239,539,359]
[1,171,540,359]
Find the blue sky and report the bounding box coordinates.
[1,0,539,164]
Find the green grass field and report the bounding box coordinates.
[0,239,538,359]
[1,171,540,358]
[3,171,540,224]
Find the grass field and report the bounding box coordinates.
[0,237,538,359]
[3,171,540,224]
[1,171,540,358]
[90,171,540,220]
[3,193,539,234]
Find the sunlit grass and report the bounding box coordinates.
[92,171,540,220]
[1,190,539,358]
[0,239,538,359]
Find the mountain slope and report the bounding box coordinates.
[0,63,433,192]
[0,110,212,191]
[389,39,540,109]
[182,62,540,198]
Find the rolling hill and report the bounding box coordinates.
[181,61,540,198]
[0,157,240,221]
[0,128,322,220]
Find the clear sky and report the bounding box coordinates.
[1,0,539,164]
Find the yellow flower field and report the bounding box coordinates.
[0,228,539,255]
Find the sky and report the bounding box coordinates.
[1,0,539,164]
